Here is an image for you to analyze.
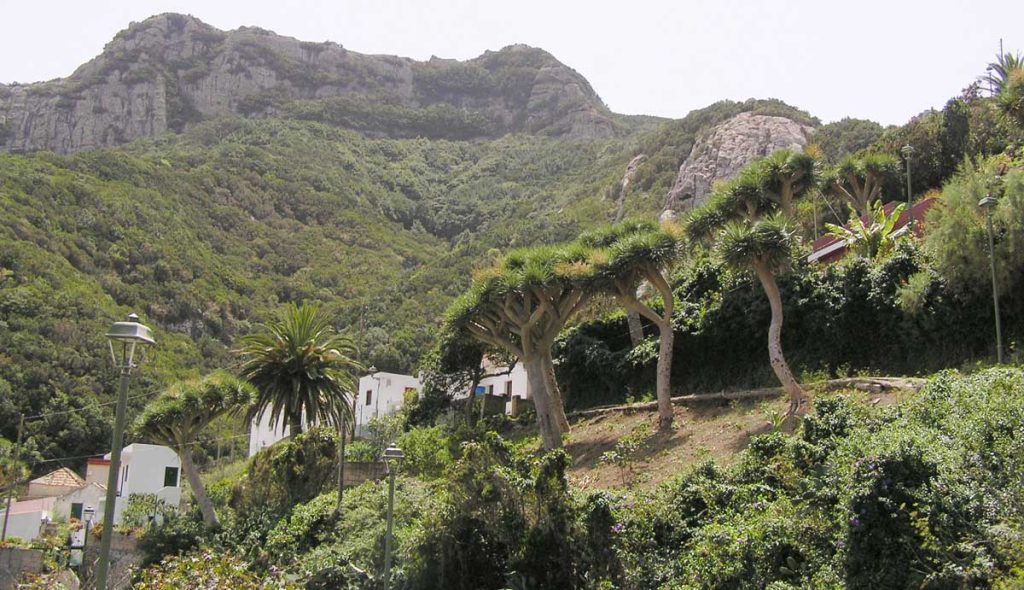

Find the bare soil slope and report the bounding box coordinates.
[564,378,922,491]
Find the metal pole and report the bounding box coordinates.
[383,465,396,587]
[986,208,1004,363]
[905,157,913,226]
[95,357,132,590]
[82,517,91,577]
[336,411,346,514]
[1,415,24,542]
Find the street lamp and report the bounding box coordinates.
[95,314,154,590]
[901,145,915,231]
[371,366,382,421]
[382,445,404,588]
[81,505,95,574]
[979,195,1004,364]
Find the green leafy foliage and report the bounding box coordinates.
[133,550,296,589]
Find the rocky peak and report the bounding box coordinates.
[661,112,814,217]
[0,15,615,154]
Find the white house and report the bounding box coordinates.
[473,361,529,415]
[247,371,424,456]
[355,372,422,436]
[106,443,181,524]
[0,444,180,542]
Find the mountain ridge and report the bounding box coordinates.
[0,13,618,153]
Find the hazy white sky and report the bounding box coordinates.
[2,0,1022,125]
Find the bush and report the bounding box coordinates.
[396,425,453,478]
[133,551,296,589]
[137,512,209,566]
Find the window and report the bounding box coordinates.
[365,389,373,406]
[487,384,494,396]
[71,503,83,521]
[163,466,179,488]
[505,381,513,397]
[118,465,129,496]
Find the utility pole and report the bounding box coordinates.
[980,195,1004,363]
[1,415,24,542]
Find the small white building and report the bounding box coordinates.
[248,372,423,456]
[107,444,181,524]
[355,372,422,436]
[474,361,529,414]
[0,444,180,542]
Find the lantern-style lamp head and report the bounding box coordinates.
[901,144,915,158]
[979,194,998,209]
[83,505,95,522]
[106,313,155,367]
[383,446,404,462]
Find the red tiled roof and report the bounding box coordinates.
[30,467,85,488]
[808,198,936,264]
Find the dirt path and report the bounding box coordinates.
[564,377,924,491]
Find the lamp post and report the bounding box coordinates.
[82,505,95,576]
[372,366,382,421]
[95,314,154,590]
[979,195,1004,363]
[901,145,915,231]
[382,445,404,588]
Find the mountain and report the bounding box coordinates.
[0,13,617,154]
[0,14,832,468]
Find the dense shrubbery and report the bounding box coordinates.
[0,116,632,471]
[136,368,1024,588]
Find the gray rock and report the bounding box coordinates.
[662,111,814,215]
[0,14,614,154]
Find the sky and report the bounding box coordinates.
[2,0,1022,126]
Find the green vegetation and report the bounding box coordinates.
[134,372,255,525]
[123,368,1024,588]
[5,32,1024,589]
[237,303,361,436]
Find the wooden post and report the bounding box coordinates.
[1,415,24,542]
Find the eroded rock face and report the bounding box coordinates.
[0,14,614,154]
[661,112,813,216]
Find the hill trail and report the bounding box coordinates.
[564,377,924,490]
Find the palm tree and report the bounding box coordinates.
[718,216,807,415]
[758,149,818,218]
[580,219,684,431]
[446,245,594,450]
[1000,68,1024,127]
[825,201,907,259]
[236,303,361,438]
[980,51,1023,94]
[134,372,255,526]
[688,167,809,417]
[824,152,901,217]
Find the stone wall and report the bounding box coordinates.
[0,547,43,590]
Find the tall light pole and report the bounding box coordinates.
[901,145,915,231]
[979,195,1004,364]
[382,445,404,588]
[81,505,95,578]
[95,314,154,590]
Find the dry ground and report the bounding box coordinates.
[563,378,921,491]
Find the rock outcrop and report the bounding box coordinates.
[0,14,615,154]
[661,112,813,217]
[613,154,646,222]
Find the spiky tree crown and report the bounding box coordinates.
[236,303,362,432]
[134,372,255,443]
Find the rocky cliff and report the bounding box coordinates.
[661,111,814,216]
[0,13,616,154]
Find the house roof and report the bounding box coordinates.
[6,497,56,515]
[30,467,85,489]
[808,198,937,265]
